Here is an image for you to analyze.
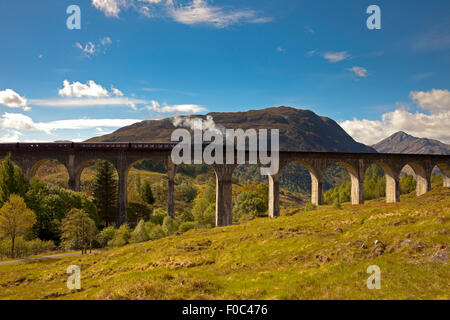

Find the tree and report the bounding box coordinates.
[140,181,155,205]
[0,194,36,258]
[60,208,96,254]
[0,154,28,206]
[25,178,99,243]
[233,191,267,222]
[93,161,118,226]
[192,179,216,227]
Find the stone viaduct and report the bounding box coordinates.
[0,142,449,227]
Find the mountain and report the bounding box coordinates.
[88,106,376,194]
[372,131,450,155]
[88,106,376,153]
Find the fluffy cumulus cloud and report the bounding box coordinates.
[322,51,351,63]
[91,0,271,27]
[347,66,368,78]
[92,0,123,17]
[0,89,30,111]
[340,89,450,145]
[58,80,110,98]
[0,112,140,135]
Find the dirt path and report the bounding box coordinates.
[0,251,97,266]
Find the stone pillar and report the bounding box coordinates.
[214,164,235,227]
[444,174,450,188]
[268,173,280,218]
[385,174,400,203]
[416,174,431,196]
[349,161,365,205]
[310,172,323,206]
[68,174,80,192]
[167,160,177,219]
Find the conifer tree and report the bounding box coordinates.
[93,161,118,226]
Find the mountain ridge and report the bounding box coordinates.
[87,106,376,153]
[372,131,450,155]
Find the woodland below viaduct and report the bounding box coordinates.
[1,142,449,227]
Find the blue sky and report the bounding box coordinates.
[0,0,449,144]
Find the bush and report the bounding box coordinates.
[400,175,417,194]
[0,237,55,259]
[179,181,198,202]
[150,208,166,225]
[108,224,131,247]
[148,224,165,240]
[233,191,267,223]
[130,220,149,243]
[304,202,316,211]
[97,226,117,247]
[162,216,179,235]
[179,222,195,233]
[178,211,194,222]
[332,199,342,209]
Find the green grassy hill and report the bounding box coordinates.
[1,186,448,300]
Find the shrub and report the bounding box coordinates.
[148,224,165,240]
[179,222,195,233]
[332,199,342,209]
[400,175,417,194]
[179,181,198,203]
[162,216,179,235]
[0,237,55,259]
[150,208,166,225]
[304,202,316,211]
[233,191,267,223]
[97,226,116,247]
[130,220,149,243]
[108,224,131,247]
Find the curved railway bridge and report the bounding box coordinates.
[0,142,449,227]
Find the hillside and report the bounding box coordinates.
[1,186,448,300]
[87,106,375,153]
[373,131,450,155]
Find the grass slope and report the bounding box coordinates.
[0,187,449,300]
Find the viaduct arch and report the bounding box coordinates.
[1,142,448,227]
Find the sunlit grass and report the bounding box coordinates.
[0,186,448,300]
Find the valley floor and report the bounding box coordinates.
[0,187,449,300]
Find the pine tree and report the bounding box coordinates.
[93,161,118,226]
[140,181,155,205]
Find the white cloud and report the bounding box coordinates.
[305,49,317,57]
[92,0,122,17]
[340,89,450,145]
[0,112,141,135]
[323,51,350,63]
[58,80,110,98]
[304,26,314,34]
[147,100,206,113]
[167,0,269,28]
[91,0,271,27]
[410,89,450,114]
[29,97,145,109]
[276,46,286,53]
[347,66,368,78]
[75,37,112,57]
[0,130,22,142]
[0,89,30,111]
[111,87,124,96]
